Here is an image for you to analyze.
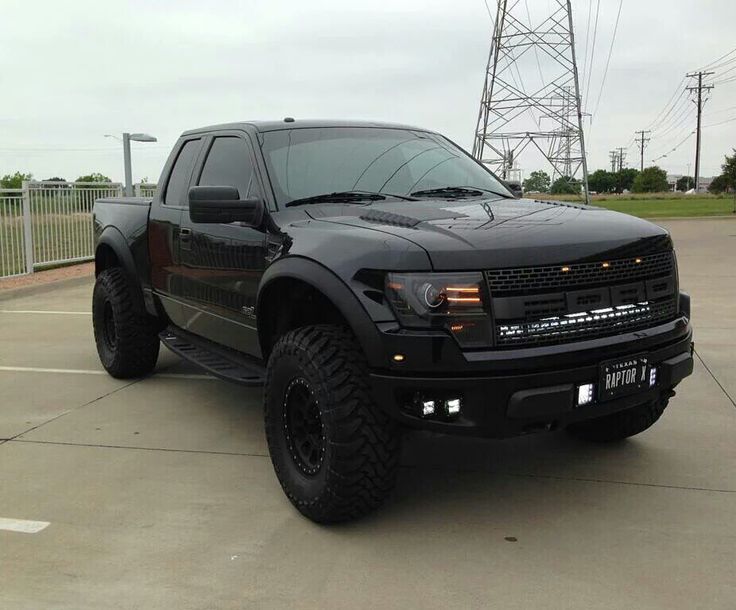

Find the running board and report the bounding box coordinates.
[159,328,265,386]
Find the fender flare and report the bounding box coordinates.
[257,256,386,368]
[95,226,147,314]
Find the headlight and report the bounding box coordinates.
[385,272,492,348]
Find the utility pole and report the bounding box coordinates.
[635,130,651,172]
[609,150,619,173]
[616,147,627,172]
[686,71,714,193]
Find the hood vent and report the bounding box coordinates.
[359,210,421,228]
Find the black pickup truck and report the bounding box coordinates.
[92,119,694,523]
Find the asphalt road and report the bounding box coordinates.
[1,219,735,609]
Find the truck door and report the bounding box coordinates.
[148,136,203,328]
[177,133,267,357]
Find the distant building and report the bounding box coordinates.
[667,174,714,192]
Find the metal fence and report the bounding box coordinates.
[0,189,27,277]
[0,180,156,279]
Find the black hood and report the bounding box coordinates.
[303,197,671,270]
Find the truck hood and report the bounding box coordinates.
[304,197,671,270]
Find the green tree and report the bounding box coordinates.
[613,168,639,193]
[0,171,33,189]
[550,176,580,195]
[522,170,551,193]
[588,169,615,193]
[76,173,111,183]
[708,174,729,194]
[721,149,736,189]
[632,166,669,193]
[676,176,695,192]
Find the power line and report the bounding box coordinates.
[648,86,688,132]
[583,0,601,113]
[698,45,736,71]
[703,116,736,128]
[0,145,169,152]
[590,0,623,119]
[580,0,593,89]
[524,0,545,85]
[652,103,695,140]
[650,130,695,163]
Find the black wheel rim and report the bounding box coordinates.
[283,378,325,476]
[102,300,117,351]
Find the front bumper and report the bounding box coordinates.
[369,323,693,438]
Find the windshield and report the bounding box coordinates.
[259,127,512,207]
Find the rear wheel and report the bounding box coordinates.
[93,267,161,379]
[566,397,669,442]
[264,325,401,523]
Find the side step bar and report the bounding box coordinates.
[159,327,266,386]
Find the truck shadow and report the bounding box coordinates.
[382,429,658,523]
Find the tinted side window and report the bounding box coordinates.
[164,139,200,206]
[198,137,258,197]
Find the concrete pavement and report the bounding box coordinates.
[1,218,734,609]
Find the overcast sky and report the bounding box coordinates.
[1,0,734,184]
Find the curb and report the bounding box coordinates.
[643,215,736,221]
[0,274,93,303]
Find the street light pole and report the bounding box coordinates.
[123,133,133,197]
[107,132,157,196]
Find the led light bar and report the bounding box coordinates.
[498,302,654,339]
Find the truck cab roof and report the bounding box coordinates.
[181,119,434,136]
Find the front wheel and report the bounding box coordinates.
[566,397,669,442]
[264,325,401,523]
[93,268,161,379]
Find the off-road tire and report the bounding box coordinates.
[264,325,401,523]
[566,397,669,442]
[93,267,161,379]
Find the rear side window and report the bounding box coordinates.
[198,137,258,198]
[164,139,200,206]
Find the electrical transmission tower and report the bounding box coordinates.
[609,150,619,173]
[616,147,626,172]
[472,0,589,201]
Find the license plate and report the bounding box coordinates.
[599,355,649,401]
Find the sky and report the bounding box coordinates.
[1,0,734,185]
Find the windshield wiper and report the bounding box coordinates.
[285,190,416,208]
[411,186,508,199]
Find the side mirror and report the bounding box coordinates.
[188,186,264,226]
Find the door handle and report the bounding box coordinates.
[179,227,192,251]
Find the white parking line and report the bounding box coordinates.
[0,517,50,534]
[0,310,91,315]
[0,366,214,380]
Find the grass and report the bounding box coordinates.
[542,192,736,218]
[594,197,736,218]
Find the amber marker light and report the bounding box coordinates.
[392,354,405,363]
[445,286,481,304]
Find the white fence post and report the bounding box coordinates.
[21,181,34,274]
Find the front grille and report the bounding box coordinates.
[495,299,678,348]
[486,251,674,297]
[487,250,679,348]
